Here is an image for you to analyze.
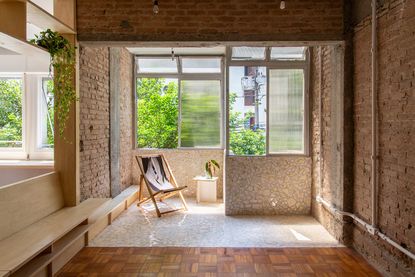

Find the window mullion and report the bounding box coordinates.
[178,76,182,148]
[265,67,270,155]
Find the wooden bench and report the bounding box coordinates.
[0,172,109,277]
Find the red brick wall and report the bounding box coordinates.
[79,46,111,200]
[79,46,134,199]
[311,46,342,240]
[353,0,415,275]
[77,0,344,41]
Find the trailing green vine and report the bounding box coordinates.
[30,29,77,141]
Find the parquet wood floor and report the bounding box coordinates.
[57,247,382,277]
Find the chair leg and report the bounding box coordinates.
[178,191,188,211]
[138,175,144,201]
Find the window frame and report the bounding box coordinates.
[134,55,225,150]
[226,46,310,157]
[0,74,54,160]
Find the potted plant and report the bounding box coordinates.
[205,159,220,179]
[30,29,77,141]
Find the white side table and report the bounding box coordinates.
[193,176,218,203]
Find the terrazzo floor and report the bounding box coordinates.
[90,199,342,248]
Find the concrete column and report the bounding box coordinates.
[109,48,121,198]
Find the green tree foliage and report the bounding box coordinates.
[136,78,178,148]
[229,92,266,155]
[0,79,22,147]
[43,79,55,147]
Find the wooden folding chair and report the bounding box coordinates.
[136,154,188,217]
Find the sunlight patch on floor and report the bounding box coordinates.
[90,198,342,248]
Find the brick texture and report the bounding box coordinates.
[119,48,134,191]
[352,0,415,275]
[79,46,111,200]
[310,46,346,242]
[76,0,344,42]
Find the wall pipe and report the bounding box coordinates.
[316,196,415,261]
[371,0,379,230]
[316,0,415,262]
[319,47,323,196]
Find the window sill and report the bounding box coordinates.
[0,160,54,169]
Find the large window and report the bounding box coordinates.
[0,74,54,160]
[0,77,23,149]
[228,47,309,156]
[136,56,223,149]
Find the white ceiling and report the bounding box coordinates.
[127,46,226,56]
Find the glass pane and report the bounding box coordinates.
[0,77,23,148]
[269,69,304,153]
[231,47,266,60]
[228,67,266,155]
[39,78,54,149]
[182,58,221,73]
[136,78,179,148]
[180,80,221,148]
[271,47,306,60]
[137,58,178,73]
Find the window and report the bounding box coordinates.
[137,58,178,73]
[0,74,54,160]
[271,47,306,61]
[231,47,266,60]
[181,58,221,73]
[227,46,309,156]
[180,80,221,148]
[136,78,178,149]
[269,69,305,153]
[228,66,267,155]
[135,56,223,149]
[0,77,23,149]
[38,78,54,149]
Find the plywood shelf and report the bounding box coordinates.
[27,1,75,34]
[12,225,89,277]
[0,31,49,58]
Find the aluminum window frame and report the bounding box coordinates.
[226,46,310,157]
[134,55,225,150]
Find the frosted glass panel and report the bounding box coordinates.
[269,69,304,153]
[137,58,178,73]
[180,80,221,147]
[182,58,221,73]
[232,47,266,60]
[271,47,306,60]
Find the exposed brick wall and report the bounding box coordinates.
[119,48,133,191]
[352,0,415,275]
[310,46,348,242]
[79,46,134,199]
[77,0,344,42]
[79,46,111,200]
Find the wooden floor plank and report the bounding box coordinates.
[57,247,382,276]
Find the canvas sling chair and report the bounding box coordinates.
[136,154,188,217]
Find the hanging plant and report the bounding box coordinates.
[30,29,77,141]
